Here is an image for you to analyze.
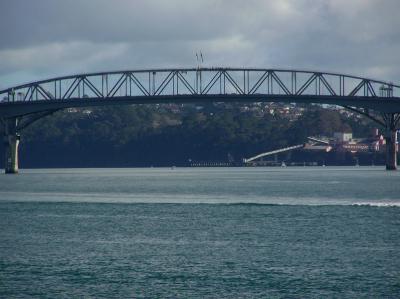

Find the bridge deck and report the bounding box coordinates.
[1,68,400,117]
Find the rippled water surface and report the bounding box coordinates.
[0,167,399,298]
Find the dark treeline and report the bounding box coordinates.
[0,103,383,168]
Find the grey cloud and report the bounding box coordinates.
[0,0,399,88]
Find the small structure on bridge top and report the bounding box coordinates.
[1,67,400,172]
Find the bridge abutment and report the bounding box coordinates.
[3,118,20,174]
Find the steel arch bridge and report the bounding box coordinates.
[1,67,400,173]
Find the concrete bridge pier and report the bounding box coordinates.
[3,117,20,174]
[384,114,399,171]
[385,129,397,170]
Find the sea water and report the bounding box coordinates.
[0,167,399,298]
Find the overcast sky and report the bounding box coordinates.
[0,0,399,89]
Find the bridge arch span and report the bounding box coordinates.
[1,67,400,172]
[1,68,400,117]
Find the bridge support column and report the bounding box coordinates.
[384,114,398,171]
[385,129,397,170]
[3,118,20,174]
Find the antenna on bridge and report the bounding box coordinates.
[196,51,204,69]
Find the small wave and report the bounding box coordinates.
[1,191,399,208]
[221,202,284,207]
[352,202,400,207]
[220,202,400,208]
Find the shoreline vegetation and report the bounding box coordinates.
[0,103,384,168]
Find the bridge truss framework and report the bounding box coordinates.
[1,68,400,172]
